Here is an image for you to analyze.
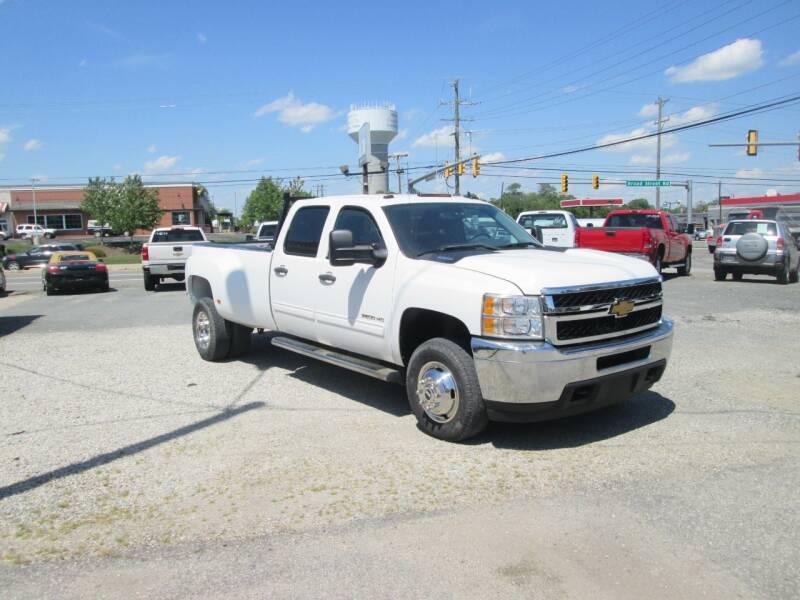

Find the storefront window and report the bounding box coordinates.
[172,211,190,225]
[64,214,82,229]
[46,215,64,229]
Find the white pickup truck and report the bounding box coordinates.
[142,226,207,290]
[186,194,673,441]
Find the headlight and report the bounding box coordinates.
[482,294,543,339]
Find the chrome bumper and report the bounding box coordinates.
[471,318,673,405]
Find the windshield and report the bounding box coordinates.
[60,254,93,262]
[258,224,277,237]
[151,229,205,243]
[519,214,568,229]
[724,221,777,236]
[383,202,540,257]
[605,213,663,229]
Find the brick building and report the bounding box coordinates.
[0,183,211,237]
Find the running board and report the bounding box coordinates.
[271,336,401,384]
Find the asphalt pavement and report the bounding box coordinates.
[1,248,798,599]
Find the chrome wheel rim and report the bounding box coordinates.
[195,311,211,350]
[416,361,459,423]
[8,262,19,271]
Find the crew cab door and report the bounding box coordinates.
[269,205,332,340]
[314,206,395,361]
[665,215,687,263]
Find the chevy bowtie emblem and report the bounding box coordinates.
[609,299,635,318]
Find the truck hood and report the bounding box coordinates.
[448,248,658,294]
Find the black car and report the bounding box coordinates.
[2,244,82,271]
[42,252,109,295]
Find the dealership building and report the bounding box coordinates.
[0,182,211,237]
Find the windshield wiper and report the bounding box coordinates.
[500,242,541,249]
[416,243,498,257]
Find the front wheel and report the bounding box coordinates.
[714,268,727,281]
[653,254,662,275]
[677,252,692,276]
[7,261,20,271]
[405,338,488,442]
[193,297,230,361]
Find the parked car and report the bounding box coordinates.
[2,243,82,270]
[575,209,692,275]
[42,251,109,295]
[87,220,114,237]
[0,228,10,241]
[255,221,278,243]
[713,219,799,284]
[707,224,725,254]
[142,226,208,290]
[16,224,57,239]
[186,194,673,442]
[516,210,580,248]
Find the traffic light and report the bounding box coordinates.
[592,174,599,190]
[471,157,480,177]
[561,173,568,193]
[746,129,758,156]
[444,162,453,178]
[457,162,465,176]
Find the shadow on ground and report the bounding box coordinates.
[0,314,42,337]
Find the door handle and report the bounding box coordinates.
[318,272,336,284]
[273,266,288,276]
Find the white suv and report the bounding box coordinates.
[16,224,56,239]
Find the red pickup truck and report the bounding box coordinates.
[575,209,692,275]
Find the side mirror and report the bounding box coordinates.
[329,229,386,267]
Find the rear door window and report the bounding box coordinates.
[724,221,777,236]
[605,213,664,229]
[151,229,205,243]
[284,206,330,257]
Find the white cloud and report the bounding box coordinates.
[24,138,43,151]
[0,128,11,144]
[113,163,123,171]
[666,38,763,83]
[197,32,207,44]
[561,84,581,94]
[412,126,453,148]
[481,151,505,163]
[254,92,334,132]
[144,155,180,172]
[779,49,800,67]
[639,103,659,118]
[396,128,408,140]
[663,151,691,164]
[147,144,157,153]
[243,158,263,168]
[188,167,204,175]
[735,168,764,178]
[597,127,676,153]
[0,154,5,162]
[668,103,718,126]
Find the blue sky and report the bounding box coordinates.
[1,0,799,213]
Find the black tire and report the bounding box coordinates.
[677,251,692,276]
[732,272,743,281]
[45,284,55,296]
[653,251,663,275]
[143,270,156,291]
[192,297,230,361]
[100,280,110,292]
[790,267,799,284]
[405,338,488,442]
[708,246,715,254]
[776,260,790,285]
[227,323,252,358]
[714,268,727,281]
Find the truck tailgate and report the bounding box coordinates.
[147,243,195,264]
[577,228,648,253]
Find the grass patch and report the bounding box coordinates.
[103,255,141,265]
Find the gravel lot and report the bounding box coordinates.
[1,248,798,599]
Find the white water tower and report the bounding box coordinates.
[347,104,398,194]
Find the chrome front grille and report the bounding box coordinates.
[542,277,663,346]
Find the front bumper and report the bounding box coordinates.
[472,319,673,422]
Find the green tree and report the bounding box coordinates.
[81,177,117,245]
[109,175,162,241]
[240,177,284,226]
[627,198,652,209]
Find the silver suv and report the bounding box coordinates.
[714,219,799,284]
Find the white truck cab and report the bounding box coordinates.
[142,226,207,290]
[516,210,579,248]
[186,194,673,441]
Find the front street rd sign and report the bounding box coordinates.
[625,180,671,187]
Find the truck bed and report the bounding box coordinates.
[577,227,650,254]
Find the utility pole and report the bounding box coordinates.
[718,180,723,223]
[389,152,408,193]
[234,192,238,219]
[441,79,476,195]
[31,177,40,244]
[654,96,669,210]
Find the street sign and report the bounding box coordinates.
[625,180,671,187]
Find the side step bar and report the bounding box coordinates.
[271,336,401,384]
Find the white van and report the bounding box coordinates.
[516,210,580,248]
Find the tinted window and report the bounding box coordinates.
[519,214,568,229]
[151,229,205,243]
[284,206,330,257]
[60,254,93,262]
[383,202,538,257]
[258,224,277,238]
[724,221,778,236]
[605,213,664,229]
[334,207,385,247]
